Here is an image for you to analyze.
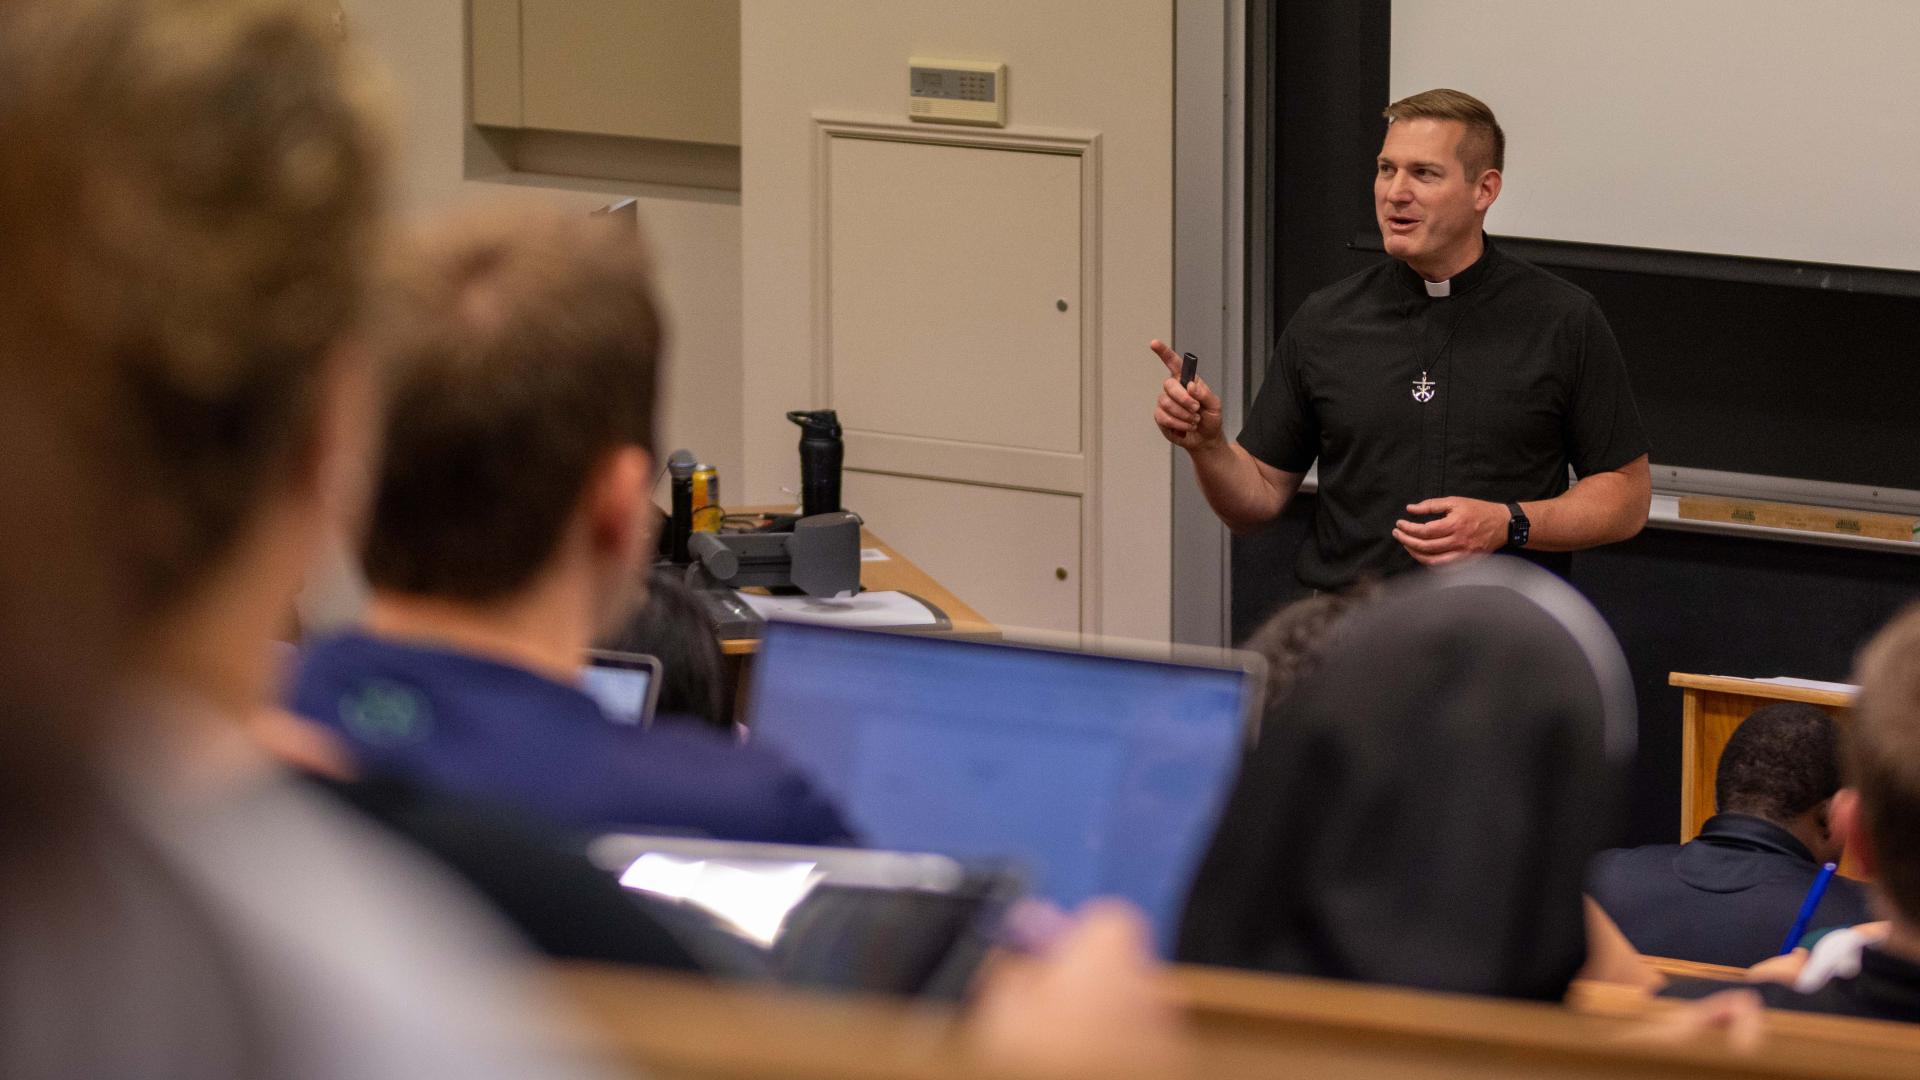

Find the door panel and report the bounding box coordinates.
[844,470,1081,634]
[827,137,1082,456]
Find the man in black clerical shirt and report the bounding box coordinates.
[1152,89,1650,589]
[1589,703,1872,967]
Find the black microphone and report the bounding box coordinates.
[667,449,697,564]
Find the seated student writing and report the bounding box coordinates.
[289,208,851,845]
[1665,603,1920,1023]
[1590,702,1871,966]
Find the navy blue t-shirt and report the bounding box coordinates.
[289,630,854,845]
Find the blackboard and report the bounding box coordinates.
[1514,242,1920,495]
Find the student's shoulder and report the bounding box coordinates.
[296,632,581,710]
[617,722,854,844]
[292,630,456,692]
[604,721,805,797]
[1590,841,1682,873]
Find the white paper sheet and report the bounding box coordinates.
[736,589,938,628]
[1748,676,1859,695]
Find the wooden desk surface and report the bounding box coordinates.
[550,960,1920,1079]
[715,513,998,656]
[1644,955,1751,982]
[1669,673,1855,708]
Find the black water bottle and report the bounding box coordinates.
[787,409,843,517]
[666,448,697,564]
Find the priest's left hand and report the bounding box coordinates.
[1393,497,1510,566]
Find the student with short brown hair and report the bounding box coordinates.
[362,209,662,606]
[290,205,850,844]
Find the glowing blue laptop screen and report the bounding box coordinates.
[743,622,1252,951]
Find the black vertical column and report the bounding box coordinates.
[1233,0,1392,626]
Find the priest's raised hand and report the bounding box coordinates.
[1148,339,1223,451]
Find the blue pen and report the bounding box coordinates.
[1779,862,1839,955]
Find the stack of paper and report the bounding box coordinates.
[736,589,940,629]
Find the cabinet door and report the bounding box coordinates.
[844,471,1081,634]
[822,131,1092,633]
[827,136,1082,455]
[514,0,740,145]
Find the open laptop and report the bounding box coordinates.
[742,622,1260,952]
[580,649,661,726]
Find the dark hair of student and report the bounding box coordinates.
[1238,579,1382,710]
[1180,559,1634,1002]
[1714,702,1843,824]
[600,568,733,730]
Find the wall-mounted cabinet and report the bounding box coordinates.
[468,0,740,189]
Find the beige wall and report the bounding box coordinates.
[342,0,1178,641]
[338,0,745,489]
[741,0,1175,640]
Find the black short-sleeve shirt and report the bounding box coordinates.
[1238,238,1648,590]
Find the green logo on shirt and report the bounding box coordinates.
[340,680,432,745]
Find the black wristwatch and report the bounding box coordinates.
[1505,501,1531,549]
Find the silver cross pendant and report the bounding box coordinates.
[1411,371,1436,403]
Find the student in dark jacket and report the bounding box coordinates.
[289,208,851,845]
[1589,702,1872,966]
[1664,605,1920,1024]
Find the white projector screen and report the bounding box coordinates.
[1392,0,1920,273]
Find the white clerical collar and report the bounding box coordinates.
[1424,278,1452,298]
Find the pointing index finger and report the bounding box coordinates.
[1148,339,1182,376]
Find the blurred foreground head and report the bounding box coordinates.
[0,8,632,1078]
[1180,558,1636,1001]
[0,0,384,947]
[1846,603,1920,928]
[0,0,385,628]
